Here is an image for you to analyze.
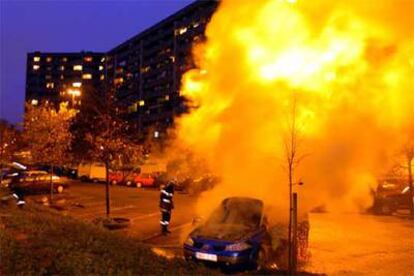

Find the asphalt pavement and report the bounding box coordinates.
[25,182,414,275]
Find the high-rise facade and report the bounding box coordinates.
[25,0,218,139]
[26,52,106,107]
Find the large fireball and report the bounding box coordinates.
[176,0,414,218]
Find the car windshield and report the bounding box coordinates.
[205,198,263,229]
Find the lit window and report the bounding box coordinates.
[165,95,170,101]
[60,75,64,80]
[141,66,150,73]
[73,65,83,71]
[31,99,38,105]
[59,65,65,71]
[193,22,200,28]
[45,75,52,80]
[72,82,82,87]
[99,65,104,71]
[46,82,54,89]
[62,57,68,62]
[114,77,124,85]
[170,56,175,62]
[100,75,105,80]
[82,73,92,79]
[33,56,40,62]
[154,131,160,138]
[178,27,187,35]
[84,56,93,62]
[46,57,52,62]
[101,57,105,62]
[33,65,40,70]
[139,100,145,106]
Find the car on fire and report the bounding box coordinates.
[183,197,309,270]
[373,178,413,215]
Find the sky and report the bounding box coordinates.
[0,0,194,124]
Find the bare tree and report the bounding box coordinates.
[283,96,307,274]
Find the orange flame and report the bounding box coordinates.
[177,0,414,218]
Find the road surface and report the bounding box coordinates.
[27,182,414,275]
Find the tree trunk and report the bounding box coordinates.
[105,159,110,217]
[288,163,293,275]
[292,193,298,274]
[50,164,54,203]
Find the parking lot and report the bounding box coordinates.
[24,181,414,275]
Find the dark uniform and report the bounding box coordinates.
[10,185,26,208]
[159,182,174,234]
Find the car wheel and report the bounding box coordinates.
[380,203,393,215]
[57,186,64,193]
[137,182,142,188]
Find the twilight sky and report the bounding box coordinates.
[0,0,193,124]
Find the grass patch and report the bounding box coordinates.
[0,203,215,275]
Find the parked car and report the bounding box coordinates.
[9,170,69,194]
[184,197,309,270]
[78,162,106,182]
[124,172,155,188]
[109,170,125,185]
[373,179,413,215]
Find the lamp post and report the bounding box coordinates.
[67,89,81,107]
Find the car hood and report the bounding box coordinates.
[191,224,254,241]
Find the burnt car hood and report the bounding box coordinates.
[191,224,254,241]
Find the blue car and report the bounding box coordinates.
[183,197,272,268]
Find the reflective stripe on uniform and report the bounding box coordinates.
[160,220,169,225]
[162,198,171,203]
[161,190,173,197]
[12,193,19,199]
[17,200,26,205]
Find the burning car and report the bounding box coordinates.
[373,178,413,215]
[183,197,309,270]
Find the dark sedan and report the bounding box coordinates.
[184,197,273,269]
[9,170,69,194]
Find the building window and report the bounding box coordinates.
[33,65,40,70]
[165,95,170,101]
[101,57,105,62]
[99,65,104,71]
[177,27,187,35]
[100,75,105,80]
[72,82,82,87]
[82,73,92,79]
[141,66,150,73]
[62,57,68,62]
[59,65,65,71]
[139,100,145,107]
[84,56,93,62]
[33,56,40,62]
[31,99,39,105]
[73,65,83,71]
[114,77,124,85]
[46,82,54,89]
[46,57,52,62]
[45,75,52,80]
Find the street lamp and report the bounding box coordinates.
[67,89,81,106]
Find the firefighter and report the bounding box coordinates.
[160,180,175,235]
[10,183,26,208]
